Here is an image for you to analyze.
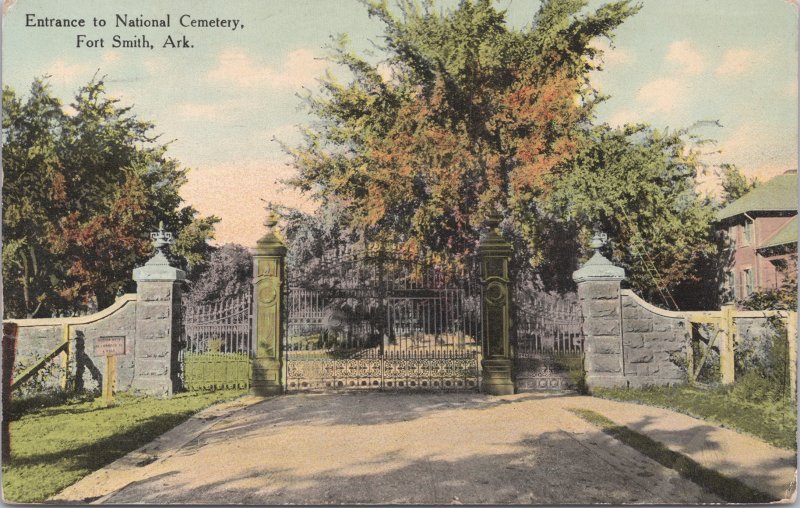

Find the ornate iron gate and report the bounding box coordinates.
[511,283,584,391]
[180,293,253,390]
[286,247,483,391]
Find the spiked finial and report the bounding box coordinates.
[150,221,174,255]
[590,231,608,251]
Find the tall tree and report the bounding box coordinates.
[184,244,252,304]
[285,0,639,263]
[718,163,757,205]
[541,124,720,308]
[2,78,218,317]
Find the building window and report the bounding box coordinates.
[743,268,754,297]
[726,271,736,299]
[728,226,737,249]
[742,220,753,246]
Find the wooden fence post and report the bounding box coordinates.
[719,305,735,385]
[60,324,71,391]
[787,311,797,400]
[2,323,19,461]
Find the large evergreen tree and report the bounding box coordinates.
[2,77,218,317]
[286,0,639,263]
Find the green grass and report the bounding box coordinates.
[593,385,797,450]
[570,408,777,503]
[2,389,246,503]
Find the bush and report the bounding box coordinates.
[733,319,791,402]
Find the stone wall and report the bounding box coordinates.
[12,295,138,393]
[620,290,689,387]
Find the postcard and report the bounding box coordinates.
[1,0,797,504]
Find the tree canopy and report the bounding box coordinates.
[540,124,720,308]
[283,0,731,308]
[286,0,640,262]
[2,77,218,318]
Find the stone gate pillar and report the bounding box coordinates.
[132,223,185,397]
[251,211,287,396]
[478,213,514,395]
[572,232,626,390]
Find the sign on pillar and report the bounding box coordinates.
[478,213,514,395]
[251,210,287,396]
[95,336,125,406]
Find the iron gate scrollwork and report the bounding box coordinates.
[286,247,483,391]
[180,292,253,390]
[511,280,585,391]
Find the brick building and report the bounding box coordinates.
[716,170,797,302]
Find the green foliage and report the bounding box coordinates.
[740,280,798,312]
[594,385,797,450]
[184,243,253,304]
[2,77,218,318]
[718,163,758,205]
[285,0,639,265]
[1,390,245,503]
[541,124,719,306]
[732,318,792,402]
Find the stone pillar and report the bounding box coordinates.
[478,213,514,395]
[251,211,287,396]
[131,223,185,397]
[573,233,626,390]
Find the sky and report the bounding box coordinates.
[2,0,797,247]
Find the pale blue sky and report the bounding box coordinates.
[2,0,797,246]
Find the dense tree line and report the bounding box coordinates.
[2,78,218,318]
[280,0,744,309]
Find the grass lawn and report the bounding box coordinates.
[592,385,797,450]
[2,389,247,503]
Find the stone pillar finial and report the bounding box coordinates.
[572,230,624,283]
[573,229,626,391]
[131,222,184,397]
[150,221,174,255]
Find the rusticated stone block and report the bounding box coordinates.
[588,300,619,318]
[588,337,620,354]
[652,319,675,333]
[138,304,171,321]
[625,332,644,348]
[624,319,653,333]
[587,319,620,336]
[627,350,653,363]
[586,354,622,373]
[138,284,173,302]
[579,282,620,300]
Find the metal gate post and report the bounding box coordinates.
[478,213,514,395]
[251,211,287,396]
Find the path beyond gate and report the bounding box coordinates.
[286,248,483,391]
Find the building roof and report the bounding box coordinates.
[759,215,798,250]
[716,171,798,221]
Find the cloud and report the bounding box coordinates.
[589,38,634,67]
[666,40,705,75]
[101,51,122,65]
[173,102,227,120]
[606,109,640,127]
[207,47,327,89]
[180,160,316,247]
[636,78,690,113]
[47,59,93,84]
[714,48,759,77]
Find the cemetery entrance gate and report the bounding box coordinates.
[285,248,483,392]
